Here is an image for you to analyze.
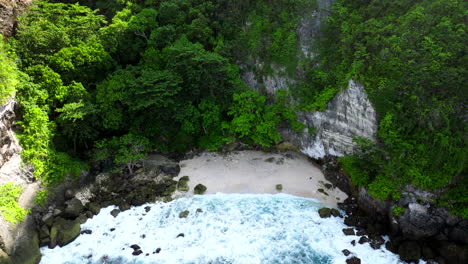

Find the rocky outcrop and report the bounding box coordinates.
[282,80,378,159]
[0,98,21,168]
[0,98,41,264]
[34,155,180,250]
[0,0,32,37]
[239,0,378,159]
[323,157,468,264]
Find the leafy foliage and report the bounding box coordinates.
[0,37,18,104]
[323,0,466,213]
[0,182,29,224]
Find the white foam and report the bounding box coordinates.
[40,194,412,264]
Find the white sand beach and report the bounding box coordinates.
[174,151,347,206]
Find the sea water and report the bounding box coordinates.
[40,194,411,264]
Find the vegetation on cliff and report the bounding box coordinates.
[323,0,467,216]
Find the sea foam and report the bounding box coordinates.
[40,193,413,264]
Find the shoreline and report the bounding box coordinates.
[173,150,347,206]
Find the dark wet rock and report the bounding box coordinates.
[342,249,351,256]
[324,183,333,189]
[346,256,361,264]
[64,189,75,200]
[140,234,146,239]
[50,217,81,248]
[80,230,92,235]
[369,235,385,249]
[358,236,369,244]
[421,245,436,260]
[342,228,355,236]
[176,233,185,238]
[196,208,203,213]
[398,241,421,262]
[351,240,356,246]
[276,184,283,191]
[130,244,141,250]
[42,213,54,227]
[317,188,329,196]
[144,206,151,213]
[435,241,468,264]
[77,214,88,224]
[448,226,468,244]
[160,164,180,177]
[118,203,131,211]
[110,209,120,218]
[110,228,115,232]
[356,229,368,237]
[177,176,190,192]
[265,157,275,163]
[318,208,331,218]
[194,184,207,195]
[146,253,149,256]
[330,208,340,217]
[400,203,445,239]
[64,198,84,219]
[154,248,161,254]
[132,249,143,256]
[179,210,189,218]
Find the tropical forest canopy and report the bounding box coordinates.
[0,0,466,216]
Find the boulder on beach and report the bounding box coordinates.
[194,184,207,195]
[50,217,81,248]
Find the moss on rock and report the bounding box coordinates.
[194,184,207,195]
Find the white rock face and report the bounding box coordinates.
[282,80,378,159]
[0,98,21,168]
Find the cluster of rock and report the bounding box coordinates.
[323,157,468,264]
[34,155,181,253]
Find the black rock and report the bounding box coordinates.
[176,233,185,238]
[194,184,207,195]
[346,256,361,264]
[342,228,355,236]
[161,164,181,177]
[110,209,120,218]
[132,249,143,256]
[358,236,369,244]
[369,235,385,249]
[398,241,421,262]
[154,248,161,254]
[351,240,356,246]
[356,229,368,236]
[110,228,115,232]
[130,244,141,250]
[64,189,75,200]
[330,208,341,217]
[140,234,146,239]
[80,230,92,235]
[64,198,84,219]
[435,241,468,264]
[342,249,351,256]
[144,206,151,213]
[179,210,190,218]
[318,208,331,218]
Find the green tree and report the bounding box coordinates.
[95,133,151,174]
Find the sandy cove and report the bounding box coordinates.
[174,150,347,206]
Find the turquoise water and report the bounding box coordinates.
[40,194,406,264]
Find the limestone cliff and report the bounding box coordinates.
[241,0,378,159]
[283,80,378,159]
